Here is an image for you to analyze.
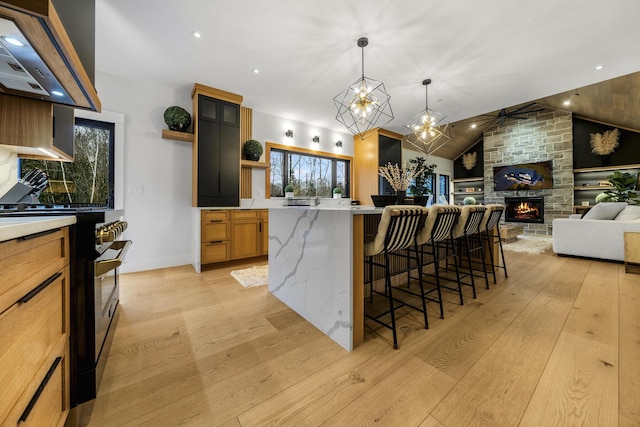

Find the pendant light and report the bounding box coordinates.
[405,79,450,156]
[333,37,393,139]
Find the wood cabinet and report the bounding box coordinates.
[0,227,70,426]
[192,84,243,207]
[201,209,268,265]
[0,95,75,161]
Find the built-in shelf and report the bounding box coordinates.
[453,191,484,195]
[241,160,270,169]
[161,129,194,143]
[573,186,615,191]
[573,164,640,173]
[452,177,484,183]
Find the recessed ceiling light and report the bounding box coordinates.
[192,31,201,38]
[471,124,477,129]
[563,100,571,106]
[2,36,25,47]
[252,69,259,74]
[51,90,64,97]
[595,64,604,70]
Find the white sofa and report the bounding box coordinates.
[552,203,640,261]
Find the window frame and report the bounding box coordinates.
[265,142,353,198]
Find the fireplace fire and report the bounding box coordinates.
[505,197,544,223]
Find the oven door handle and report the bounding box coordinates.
[94,240,132,277]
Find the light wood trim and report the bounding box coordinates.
[241,160,270,169]
[353,131,380,205]
[352,215,364,347]
[378,128,404,140]
[574,164,640,173]
[0,1,100,111]
[191,83,243,105]
[161,129,194,143]
[241,167,252,198]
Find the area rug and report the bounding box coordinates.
[502,234,553,255]
[230,265,268,287]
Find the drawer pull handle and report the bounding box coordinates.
[209,220,223,223]
[209,241,223,244]
[21,228,61,241]
[18,272,62,304]
[19,357,62,423]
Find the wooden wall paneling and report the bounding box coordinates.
[240,107,253,198]
[0,95,51,147]
[353,130,380,205]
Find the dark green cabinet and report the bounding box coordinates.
[196,94,240,207]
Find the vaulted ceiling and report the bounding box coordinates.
[96,0,640,160]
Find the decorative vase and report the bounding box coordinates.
[396,190,406,205]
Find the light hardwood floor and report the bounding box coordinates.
[82,250,640,426]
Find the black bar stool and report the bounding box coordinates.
[479,204,508,284]
[451,205,489,298]
[364,205,427,349]
[414,205,462,316]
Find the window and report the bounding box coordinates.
[19,118,115,206]
[439,174,450,201]
[268,144,351,198]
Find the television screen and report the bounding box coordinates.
[492,160,553,191]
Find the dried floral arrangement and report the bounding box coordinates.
[378,162,424,191]
[462,151,478,170]
[590,128,620,156]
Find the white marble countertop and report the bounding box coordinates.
[0,216,77,243]
[269,205,383,214]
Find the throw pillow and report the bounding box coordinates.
[582,202,628,220]
[614,205,640,221]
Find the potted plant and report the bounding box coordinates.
[603,171,638,203]
[284,184,294,198]
[243,139,263,161]
[407,157,436,206]
[333,187,342,199]
[163,106,191,132]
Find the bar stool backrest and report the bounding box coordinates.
[452,205,487,239]
[416,205,461,245]
[480,204,505,232]
[366,205,427,256]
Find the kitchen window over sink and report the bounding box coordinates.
[19,118,115,207]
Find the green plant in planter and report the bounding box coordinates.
[407,156,436,196]
[163,106,191,132]
[284,184,294,196]
[333,187,342,194]
[603,171,638,204]
[243,139,263,161]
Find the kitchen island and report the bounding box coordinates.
[268,205,381,351]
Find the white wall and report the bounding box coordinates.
[95,71,193,273]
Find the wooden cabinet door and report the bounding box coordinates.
[231,221,260,259]
[261,219,269,255]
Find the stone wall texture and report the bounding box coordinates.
[483,109,573,234]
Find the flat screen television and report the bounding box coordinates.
[492,160,553,191]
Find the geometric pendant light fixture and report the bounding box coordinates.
[333,37,393,139]
[404,78,450,156]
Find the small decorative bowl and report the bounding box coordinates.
[371,195,397,207]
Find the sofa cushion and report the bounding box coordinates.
[614,205,640,221]
[581,202,627,220]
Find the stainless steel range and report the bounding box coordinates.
[0,203,131,405]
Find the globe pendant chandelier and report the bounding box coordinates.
[405,79,450,156]
[333,37,393,139]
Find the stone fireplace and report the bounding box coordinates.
[505,197,544,223]
[483,109,574,234]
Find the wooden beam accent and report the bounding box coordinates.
[240,167,252,199]
[353,130,380,205]
[240,107,253,198]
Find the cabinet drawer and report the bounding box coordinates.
[0,228,68,315]
[0,266,68,422]
[202,242,230,264]
[202,221,230,242]
[5,347,69,427]
[232,210,260,220]
[202,210,229,222]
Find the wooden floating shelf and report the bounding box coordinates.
[241,160,270,169]
[574,186,614,191]
[452,177,484,182]
[574,164,640,173]
[453,192,484,195]
[161,129,194,143]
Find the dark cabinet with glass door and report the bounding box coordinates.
[192,84,243,207]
